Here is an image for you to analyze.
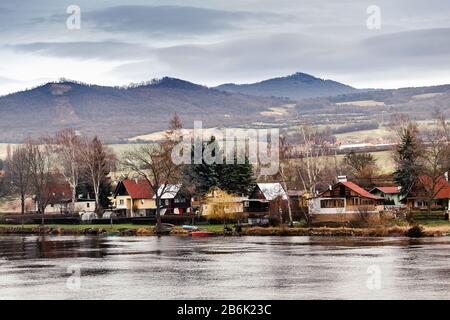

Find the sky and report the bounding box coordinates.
[0,0,450,95]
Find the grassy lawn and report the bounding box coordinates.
[0,223,227,232]
[418,220,450,227]
[194,224,228,233]
[0,224,151,231]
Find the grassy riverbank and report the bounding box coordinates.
[0,221,449,237]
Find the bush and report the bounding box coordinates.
[405,225,424,238]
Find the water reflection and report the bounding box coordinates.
[0,235,450,299]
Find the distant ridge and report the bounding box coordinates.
[215,72,359,100]
[0,77,284,143]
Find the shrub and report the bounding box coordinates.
[405,225,424,238]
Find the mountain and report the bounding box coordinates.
[0,77,286,142]
[215,72,359,100]
[2,73,450,144]
[289,83,450,131]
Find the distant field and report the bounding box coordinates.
[108,143,153,158]
[334,127,393,143]
[335,100,385,107]
[289,150,395,174]
[0,144,18,159]
[0,143,151,160]
[336,150,395,174]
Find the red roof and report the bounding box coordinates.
[122,179,154,199]
[342,181,383,200]
[372,186,400,194]
[418,175,450,199]
[47,183,72,204]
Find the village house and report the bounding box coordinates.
[403,175,450,211]
[154,184,192,215]
[113,179,156,217]
[200,187,247,217]
[370,186,402,206]
[246,183,289,224]
[308,177,384,222]
[36,183,96,215]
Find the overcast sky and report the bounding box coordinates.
[1,0,450,95]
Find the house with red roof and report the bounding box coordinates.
[113,179,156,217]
[34,182,96,214]
[403,175,450,211]
[370,186,402,206]
[308,177,384,222]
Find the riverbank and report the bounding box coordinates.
[0,222,449,237]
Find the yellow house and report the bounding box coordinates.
[201,187,247,217]
[113,179,156,217]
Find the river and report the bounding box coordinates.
[0,235,449,299]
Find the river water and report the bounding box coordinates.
[0,235,449,300]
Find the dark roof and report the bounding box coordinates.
[47,183,72,204]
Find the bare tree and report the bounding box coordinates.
[122,115,182,233]
[278,125,338,226]
[47,129,83,213]
[278,135,294,225]
[80,136,116,215]
[25,139,54,224]
[4,145,30,214]
[342,151,378,188]
[419,113,450,214]
[295,125,338,195]
[357,205,373,224]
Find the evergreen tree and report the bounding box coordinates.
[393,124,422,196]
[219,155,256,195]
[183,136,256,196]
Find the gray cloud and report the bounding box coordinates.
[109,28,450,87]
[51,5,288,37]
[11,41,154,61]
[0,0,450,93]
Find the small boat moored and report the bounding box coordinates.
[182,225,198,231]
[191,231,214,237]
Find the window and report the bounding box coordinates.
[86,203,90,208]
[141,199,145,205]
[119,199,124,205]
[244,201,249,208]
[320,199,344,208]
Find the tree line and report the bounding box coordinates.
[0,130,116,217]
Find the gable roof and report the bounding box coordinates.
[257,183,288,201]
[417,175,450,199]
[154,184,182,199]
[338,181,383,200]
[370,186,400,194]
[47,183,72,204]
[122,179,154,199]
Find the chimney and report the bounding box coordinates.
[337,175,347,183]
[445,172,449,182]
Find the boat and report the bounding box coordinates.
[182,225,198,231]
[191,231,213,237]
